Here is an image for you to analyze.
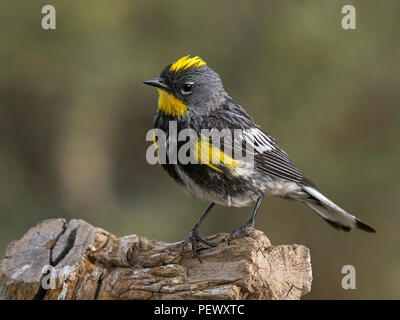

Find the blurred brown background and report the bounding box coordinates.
[1,0,399,299]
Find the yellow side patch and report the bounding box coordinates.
[153,130,158,156]
[195,135,240,173]
[157,89,188,117]
[170,55,206,73]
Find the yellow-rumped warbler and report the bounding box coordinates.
[143,55,375,262]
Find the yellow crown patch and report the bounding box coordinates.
[169,55,206,73]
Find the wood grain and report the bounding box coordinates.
[0,219,312,300]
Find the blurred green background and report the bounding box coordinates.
[1,0,399,299]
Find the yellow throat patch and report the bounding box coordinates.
[157,89,187,117]
[169,55,206,73]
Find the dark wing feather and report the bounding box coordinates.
[205,98,316,187]
[242,127,316,187]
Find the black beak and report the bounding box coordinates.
[142,78,169,90]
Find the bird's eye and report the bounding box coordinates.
[181,82,194,95]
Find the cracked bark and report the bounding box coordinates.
[0,219,312,300]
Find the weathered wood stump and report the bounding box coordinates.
[0,219,312,300]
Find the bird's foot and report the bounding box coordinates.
[228,221,255,245]
[181,227,215,263]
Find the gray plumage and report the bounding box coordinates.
[144,57,375,261]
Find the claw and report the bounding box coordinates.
[228,222,255,245]
[181,227,214,263]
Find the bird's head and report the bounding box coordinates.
[143,55,226,117]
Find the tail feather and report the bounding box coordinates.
[302,186,376,233]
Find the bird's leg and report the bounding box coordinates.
[181,202,216,263]
[228,195,263,245]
